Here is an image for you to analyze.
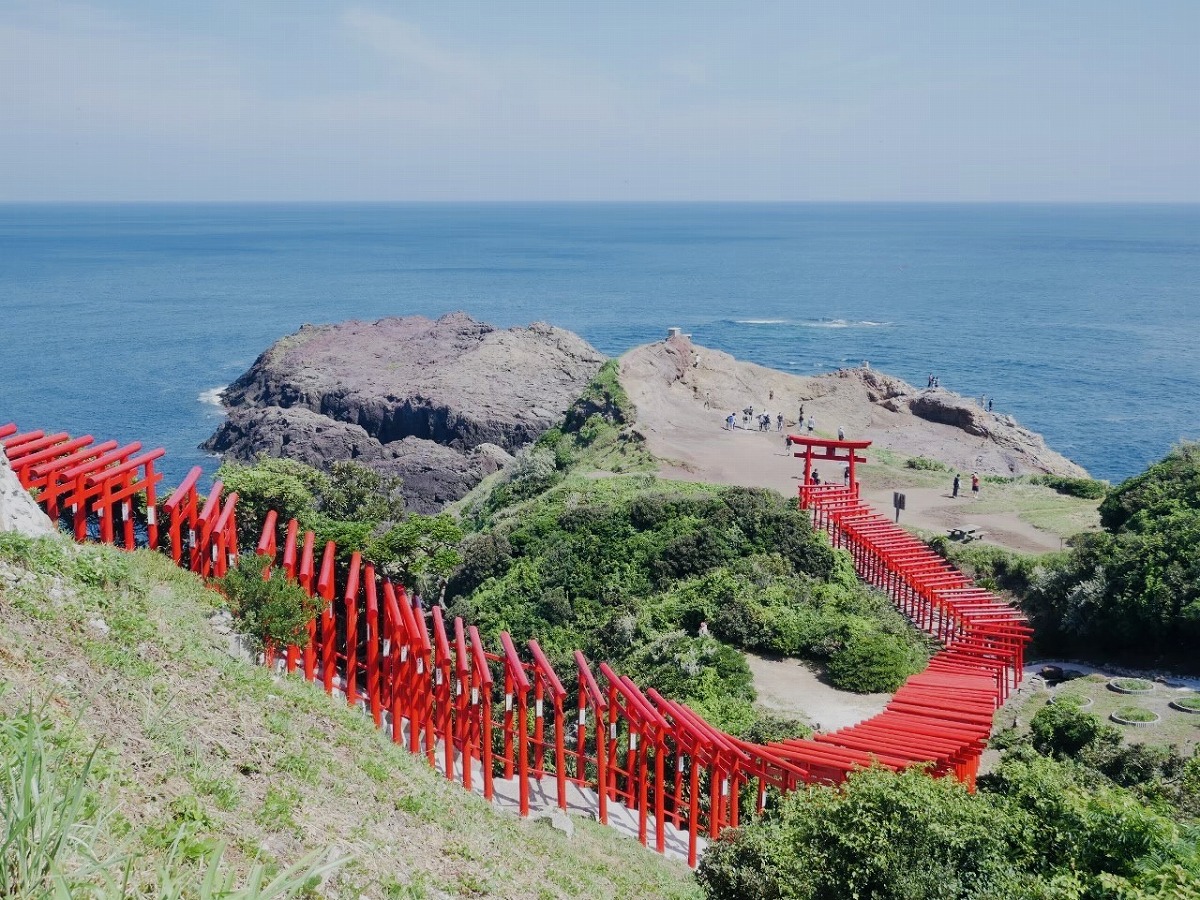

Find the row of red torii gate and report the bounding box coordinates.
[1,421,1030,866]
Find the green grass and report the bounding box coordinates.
[0,534,701,900]
[1112,705,1159,723]
[1111,677,1155,693]
[859,450,1103,541]
[1173,696,1200,711]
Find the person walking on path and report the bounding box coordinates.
[953,473,960,498]
[776,413,784,432]
[807,416,815,434]
[726,413,736,431]
[843,463,851,486]
[971,472,980,498]
[837,425,845,441]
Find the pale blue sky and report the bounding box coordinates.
[2,1,1198,201]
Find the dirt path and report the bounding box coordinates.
[745,653,890,732]
[859,485,1066,553]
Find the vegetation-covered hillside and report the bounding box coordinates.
[935,442,1200,668]
[0,532,700,899]
[698,700,1200,900]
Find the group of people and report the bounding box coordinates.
[724,403,786,432]
[927,373,940,388]
[952,471,981,498]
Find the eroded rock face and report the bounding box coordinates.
[205,313,603,512]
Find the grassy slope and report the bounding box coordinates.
[862,447,1102,541]
[0,534,700,900]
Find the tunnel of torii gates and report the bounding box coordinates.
[2,421,1029,867]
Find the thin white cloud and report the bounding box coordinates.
[342,8,487,87]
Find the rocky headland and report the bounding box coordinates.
[622,334,1088,479]
[207,318,1088,534]
[204,313,606,512]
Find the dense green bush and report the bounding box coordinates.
[826,632,916,693]
[1029,701,1119,758]
[932,541,1061,598]
[1013,443,1200,665]
[218,556,323,652]
[1029,474,1109,500]
[698,751,1199,900]
[1098,442,1200,533]
[215,457,326,549]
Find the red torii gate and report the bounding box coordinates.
[788,434,871,502]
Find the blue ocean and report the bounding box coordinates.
[1,203,1197,487]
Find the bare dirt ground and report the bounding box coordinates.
[621,337,1090,554]
[745,653,890,731]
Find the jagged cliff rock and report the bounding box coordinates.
[0,448,55,537]
[205,313,604,512]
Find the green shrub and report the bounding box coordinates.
[1019,443,1200,663]
[1029,702,1119,758]
[698,766,1016,900]
[904,456,950,472]
[1029,474,1109,500]
[826,632,912,693]
[218,556,323,652]
[216,457,326,550]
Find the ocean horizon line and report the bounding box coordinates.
[4,199,1200,208]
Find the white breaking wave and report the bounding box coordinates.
[733,318,893,328]
[199,386,228,407]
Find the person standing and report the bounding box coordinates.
[843,463,851,486]
[971,472,980,498]
[837,425,845,441]
[726,413,736,431]
[807,416,815,434]
[953,473,961,498]
[776,413,784,431]
[987,398,993,412]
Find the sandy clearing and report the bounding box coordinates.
[745,653,891,732]
[622,337,1080,555]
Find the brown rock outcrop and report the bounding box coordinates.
[204,313,604,512]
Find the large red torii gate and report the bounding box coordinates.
[787,434,871,502]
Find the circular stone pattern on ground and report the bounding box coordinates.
[1111,705,1160,726]
[1107,677,1154,695]
[1168,696,1200,714]
[1050,693,1094,709]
